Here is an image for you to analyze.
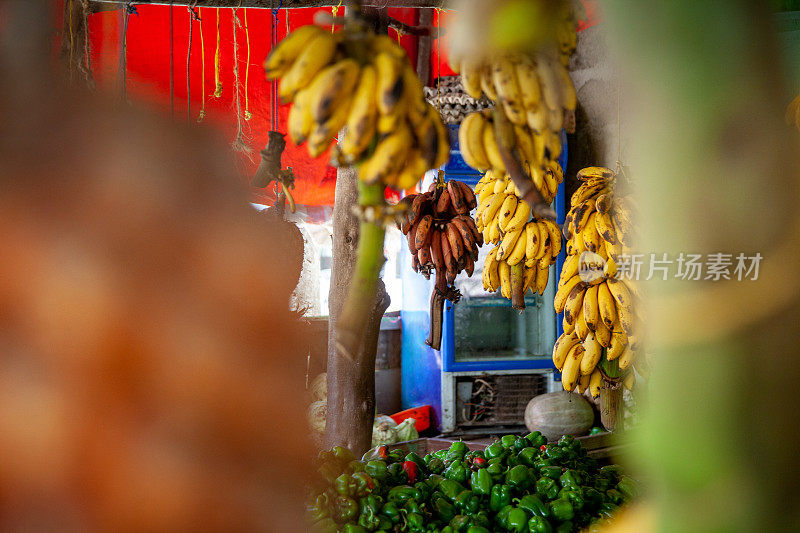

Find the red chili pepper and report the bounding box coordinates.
[473,457,487,468]
[540,445,547,451]
[378,446,388,459]
[402,460,419,484]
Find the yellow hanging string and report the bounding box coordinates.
[198,7,206,121]
[331,0,342,33]
[213,8,222,98]
[243,8,252,120]
[393,26,404,45]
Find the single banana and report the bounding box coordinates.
[523,263,537,294]
[578,372,591,394]
[359,123,412,185]
[278,31,337,103]
[589,369,602,398]
[553,332,580,371]
[525,222,542,264]
[580,333,602,375]
[506,228,528,266]
[540,219,563,258]
[374,52,404,115]
[499,260,512,299]
[498,194,519,231]
[489,217,501,243]
[554,273,582,313]
[606,278,634,335]
[623,371,635,391]
[498,226,524,261]
[582,284,600,332]
[577,166,614,181]
[492,56,527,126]
[287,86,314,145]
[306,59,360,123]
[338,65,377,161]
[482,192,507,227]
[459,112,490,171]
[480,64,498,100]
[563,282,586,326]
[597,281,618,330]
[460,58,484,99]
[594,318,612,348]
[594,210,617,245]
[562,315,575,336]
[527,103,549,134]
[618,345,634,371]
[534,52,563,114]
[504,199,531,234]
[395,150,429,191]
[575,306,590,341]
[264,25,325,79]
[561,342,584,391]
[558,254,580,288]
[482,120,506,174]
[515,54,542,113]
[581,213,602,252]
[535,263,549,295]
[484,246,501,292]
[607,320,628,360]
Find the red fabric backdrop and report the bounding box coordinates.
[69,3,598,207]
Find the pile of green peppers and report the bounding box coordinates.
[308,433,639,533]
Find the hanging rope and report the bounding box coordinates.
[197,6,206,121]
[117,2,137,102]
[68,0,75,83]
[213,8,222,97]
[270,1,281,133]
[331,0,342,33]
[80,0,95,89]
[187,3,199,125]
[231,6,253,157]
[169,1,175,118]
[243,8,252,120]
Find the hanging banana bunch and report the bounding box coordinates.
[264,25,449,191]
[453,3,577,203]
[475,168,563,307]
[398,175,482,349]
[551,166,644,396]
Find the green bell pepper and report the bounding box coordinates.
[427,457,446,475]
[414,481,432,502]
[528,515,553,533]
[406,512,425,532]
[582,487,603,511]
[543,446,566,461]
[333,446,356,464]
[348,460,366,473]
[505,465,532,491]
[535,477,560,501]
[434,449,449,460]
[506,455,520,467]
[454,490,480,515]
[470,468,493,496]
[449,441,469,457]
[558,489,584,511]
[426,474,444,490]
[386,462,407,484]
[501,435,517,448]
[598,502,619,518]
[525,431,547,448]
[404,498,423,515]
[310,517,339,533]
[484,442,505,460]
[538,466,562,480]
[516,494,549,519]
[351,472,376,497]
[432,495,458,522]
[387,485,420,505]
[547,498,574,522]
[332,494,359,523]
[513,436,531,453]
[343,524,368,533]
[444,461,469,484]
[388,449,406,463]
[365,460,388,482]
[494,504,515,529]
[406,452,427,471]
[380,502,402,525]
[439,479,466,502]
[490,484,512,512]
[449,515,472,532]
[466,527,491,533]
[471,512,491,529]
[517,447,539,467]
[559,470,583,489]
[507,508,530,532]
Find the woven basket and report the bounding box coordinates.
[425,76,492,125]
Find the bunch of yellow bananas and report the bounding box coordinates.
[475,170,563,299]
[264,25,449,190]
[455,46,575,195]
[552,167,640,395]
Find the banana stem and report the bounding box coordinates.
[334,181,387,362]
[600,379,623,432]
[510,262,526,310]
[492,108,556,219]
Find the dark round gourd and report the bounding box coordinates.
[524,391,594,441]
